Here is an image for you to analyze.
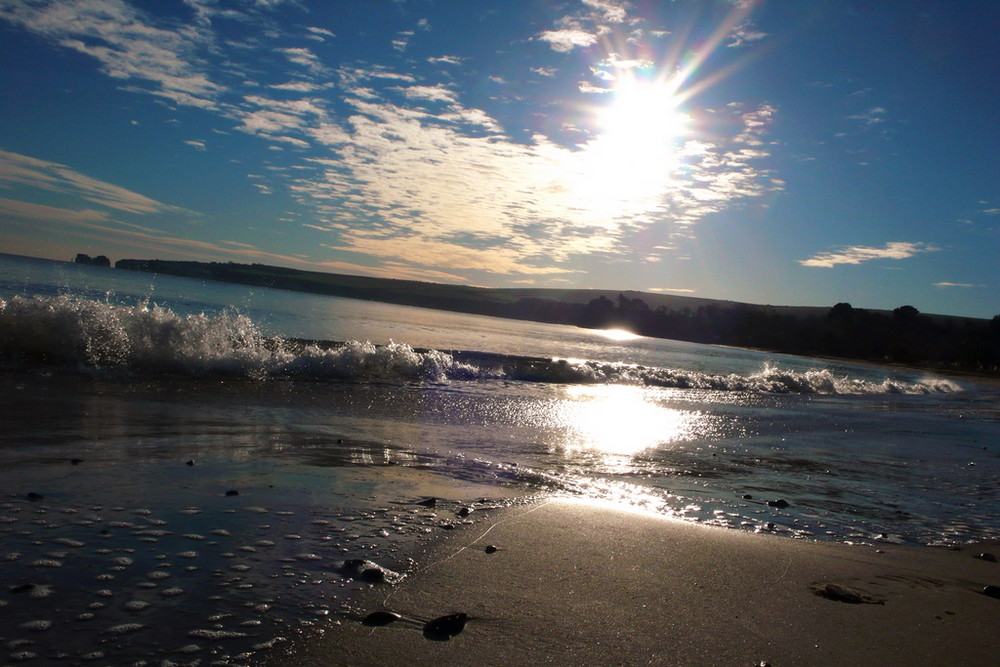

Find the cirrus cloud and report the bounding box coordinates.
[798,242,939,268]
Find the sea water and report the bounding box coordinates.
[1,253,998,664]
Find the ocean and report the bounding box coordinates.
[1,253,998,664]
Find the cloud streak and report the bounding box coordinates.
[799,242,938,268]
[0,150,178,216]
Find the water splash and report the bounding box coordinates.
[0,294,961,395]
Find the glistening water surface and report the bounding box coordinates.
[1,254,998,664]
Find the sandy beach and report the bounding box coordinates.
[274,497,1000,666]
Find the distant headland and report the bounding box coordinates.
[85,257,998,376]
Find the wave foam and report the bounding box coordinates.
[0,295,961,394]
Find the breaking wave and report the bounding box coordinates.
[0,294,961,394]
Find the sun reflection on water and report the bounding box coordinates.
[555,385,705,458]
[591,327,640,342]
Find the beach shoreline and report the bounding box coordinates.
[272,497,1000,666]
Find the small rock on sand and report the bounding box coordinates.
[363,611,402,626]
[423,613,468,640]
[811,582,884,605]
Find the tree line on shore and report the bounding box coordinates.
[112,258,1000,375]
[561,294,1000,374]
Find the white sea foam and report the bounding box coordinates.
[0,294,962,395]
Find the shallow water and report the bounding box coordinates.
[2,254,999,664]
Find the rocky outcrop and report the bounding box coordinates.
[74,253,111,267]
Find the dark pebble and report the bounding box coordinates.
[225,489,239,496]
[416,497,437,508]
[742,494,753,500]
[982,585,1000,599]
[812,582,883,605]
[457,507,473,517]
[185,460,194,466]
[439,522,456,530]
[70,458,83,465]
[484,545,499,554]
[423,613,468,640]
[767,499,790,509]
[26,492,44,501]
[9,583,35,594]
[361,568,386,583]
[363,611,402,626]
[974,552,997,563]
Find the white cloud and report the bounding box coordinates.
[428,55,464,66]
[848,107,888,127]
[728,23,767,47]
[577,81,609,94]
[270,80,328,92]
[934,282,979,288]
[647,287,696,293]
[306,26,335,41]
[799,242,939,268]
[286,81,780,276]
[0,0,223,110]
[394,84,458,104]
[278,47,326,74]
[538,28,599,52]
[582,0,628,23]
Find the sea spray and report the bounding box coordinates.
[0,294,961,395]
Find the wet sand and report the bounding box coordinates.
[275,497,1000,666]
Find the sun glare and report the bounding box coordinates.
[600,79,688,148]
[594,328,640,342]
[555,385,701,458]
[569,75,690,222]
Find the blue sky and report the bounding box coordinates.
[0,0,997,318]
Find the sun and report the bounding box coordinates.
[599,78,688,149]
[568,74,690,223]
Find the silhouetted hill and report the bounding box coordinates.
[114,258,1000,375]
